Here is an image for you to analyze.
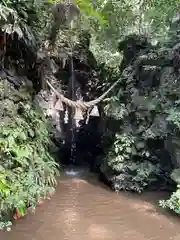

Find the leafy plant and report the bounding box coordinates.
[102,133,159,192]
[159,168,180,215]
[0,103,59,227]
[159,188,180,215]
[0,170,10,200]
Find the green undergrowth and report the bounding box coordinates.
[103,133,160,192]
[159,108,180,215]
[0,80,59,230]
[159,168,180,214]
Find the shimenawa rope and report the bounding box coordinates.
[46,77,120,110]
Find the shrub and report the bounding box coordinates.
[0,102,59,229]
[103,133,160,192]
[159,168,180,214]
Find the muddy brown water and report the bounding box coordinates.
[1,167,180,240]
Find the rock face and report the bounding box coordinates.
[100,25,180,192]
[0,7,37,125]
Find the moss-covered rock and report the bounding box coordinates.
[100,32,180,196]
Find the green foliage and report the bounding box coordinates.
[159,168,180,214]
[166,107,180,129]
[104,133,159,192]
[104,100,127,120]
[2,0,178,67]
[0,103,59,228]
[160,107,180,215]
[100,23,180,197]
[160,187,180,214]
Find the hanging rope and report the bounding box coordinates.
[46,76,121,110]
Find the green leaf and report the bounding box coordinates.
[28,129,35,138]
[115,146,119,154]
[7,136,15,148]
[126,147,132,153]
[18,131,27,141]
[17,207,25,217]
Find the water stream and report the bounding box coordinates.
[1,167,180,240]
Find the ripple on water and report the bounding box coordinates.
[1,170,180,240]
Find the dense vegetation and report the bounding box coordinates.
[0,80,59,229]
[0,2,60,230]
[1,0,180,230]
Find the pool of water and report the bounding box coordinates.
[1,167,180,240]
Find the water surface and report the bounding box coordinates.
[1,168,180,240]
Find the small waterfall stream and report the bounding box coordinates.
[66,51,83,165]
